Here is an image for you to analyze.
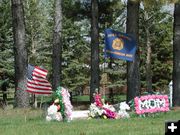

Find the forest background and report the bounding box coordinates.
[0,0,173,100]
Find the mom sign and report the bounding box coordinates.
[134,95,169,115]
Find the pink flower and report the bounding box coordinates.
[140,96,146,101]
[141,110,145,114]
[103,108,117,119]
[136,110,141,114]
[94,94,103,107]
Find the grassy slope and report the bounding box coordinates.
[0,108,180,135]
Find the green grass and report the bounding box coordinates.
[72,95,90,102]
[0,108,180,135]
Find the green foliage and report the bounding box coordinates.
[53,86,65,118]
[104,60,127,89]
[24,0,53,69]
[139,2,173,91]
[0,0,14,87]
[99,1,127,90]
[61,0,127,91]
[0,0,174,95]
[0,78,9,87]
[61,14,91,90]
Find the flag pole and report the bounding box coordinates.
[103,31,107,102]
[103,48,106,101]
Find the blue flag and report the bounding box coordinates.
[104,29,137,61]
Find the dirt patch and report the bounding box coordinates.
[172,107,180,110]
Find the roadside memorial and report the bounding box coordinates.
[134,95,169,115]
[88,91,130,119]
[46,86,73,122]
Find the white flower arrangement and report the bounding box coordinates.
[46,104,63,121]
[118,102,130,118]
[103,103,116,112]
[89,103,104,118]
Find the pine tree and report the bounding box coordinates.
[52,0,62,90]
[173,3,180,106]
[126,0,140,102]
[90,0,99,102]
[0,0,14,87]
[11,0,29,107]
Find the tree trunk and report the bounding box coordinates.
[146,29,152,93]
[126,0,140,103]
[90,0,99,103]
[11,0,29,107]
[173,3,180,107]
[52,0,62,91]
[2,78,8,105]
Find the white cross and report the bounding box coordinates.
[168,123,177,132]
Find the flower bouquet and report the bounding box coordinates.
[46,86,73,122]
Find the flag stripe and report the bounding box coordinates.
[32,71,46,79]
[26,90,52,95]
[27,86,52,91]
[27,80,51,86]
[34,68,47,76]
[27,84,51,90]
[32,76,49,83]
[26,65,52,95]
[34,67,47,74]
[32,74,46,80]
[27,89,52,93]
[35,66,48,73]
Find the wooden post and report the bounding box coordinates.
[32,94,37,108]
[40,96,43,109]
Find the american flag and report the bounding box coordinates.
[26,64,52,95]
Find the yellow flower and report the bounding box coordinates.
[103,115,107,119]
